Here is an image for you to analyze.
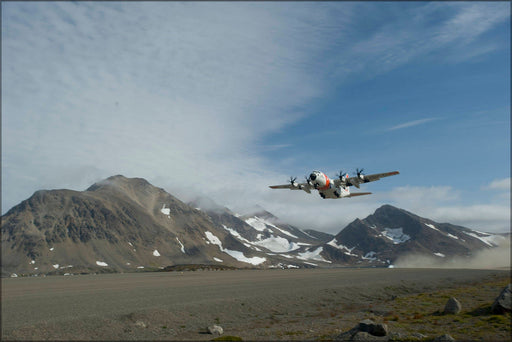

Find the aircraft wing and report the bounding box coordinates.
[269,183,312,193]
[337,171,400,188]
[346,192,372,197]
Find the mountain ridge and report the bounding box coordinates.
[1,175,504,276]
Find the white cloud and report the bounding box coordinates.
[2,2,332,212]
[483,178,510,191]
[2,2,509,237]
[386,118,439,131]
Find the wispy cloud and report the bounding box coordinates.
[2,2,509,236]
[2,2,334,212]
[329,2,509,81]
[386,118,439,131]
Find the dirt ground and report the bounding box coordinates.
[1,268,510,341]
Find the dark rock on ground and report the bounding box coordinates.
[336,319,389,341]
[443,297,462,314]
[358,319,389,336]
[491,283,511,314]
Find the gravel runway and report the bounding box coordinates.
[2,268,508,340]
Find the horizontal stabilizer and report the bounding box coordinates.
[347,192,372,197]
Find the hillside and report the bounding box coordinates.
[2,176,268,275]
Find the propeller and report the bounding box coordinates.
[356,168,365,179]
[336,170,347,181]
[289,176,297,185]
[305,175,311,185]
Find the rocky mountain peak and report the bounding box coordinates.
[86,175,153,193]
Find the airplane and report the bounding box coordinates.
[269,169,399,199]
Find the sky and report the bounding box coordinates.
[2,2,510,234]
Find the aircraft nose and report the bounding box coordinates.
[309,173,317,181]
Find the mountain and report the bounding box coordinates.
[1,176,332,277]
[315,204,502,266]
[188,198,331,260]
[2,176,503,276]
[302,229,334,243]
[1,176,272,276]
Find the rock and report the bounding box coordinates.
[411,332,428,339]
[336,320,389,341]
[336,327,359,340]
[443,297,462,314]
[491,284,511,314]
[352,331,388,341]
[134,320,147,328]
[433,334,455,341]
[358,319,389,336]
[208,324,223,336]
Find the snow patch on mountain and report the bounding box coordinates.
[327,239,355,251]
[205,231,266,265]
[271,225,298,239]
[96,261,108,267]
[213,257,223,262]
[363,251,377,260]
[301,230,318,240]
[424,223,440,232]
[153,249,161,257]
[221,225,266,251]
[244,216,299,239]
[244,217,269,232]
[176,237,185,253]
[297,247,331,263]
[253,235,300,253]
[463,230,499,247]
[382,228,410,244]
[447,233,459,240]
[222,225,251,243]
[160,204,171,217]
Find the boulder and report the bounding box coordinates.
[433,334,455,341]
[491,284,511,314]
[336,319,389,341]
[443,297,461,315]
[208,324,223,336]
[358,319,389,336]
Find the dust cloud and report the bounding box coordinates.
[394,237,510,269]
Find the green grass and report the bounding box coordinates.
[381,278,511,340]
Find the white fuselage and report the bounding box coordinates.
[309,170,350,199]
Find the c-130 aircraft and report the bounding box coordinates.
[269,169,399,199]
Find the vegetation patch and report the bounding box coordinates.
[380,278,511,340]
[160,264,239,272]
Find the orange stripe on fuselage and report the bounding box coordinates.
[318,173,330,190]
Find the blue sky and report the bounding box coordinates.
[2,2,510,233]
